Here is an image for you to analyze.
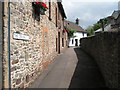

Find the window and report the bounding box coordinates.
[58,10,60,20]
[32,2,40,21]
[82,33,84,37]
[49,0,52,20]
[55,7,58,27]
[62,30,64,35]
[72,39,74,44]
[56,38,58,52]
[62,38,64,47]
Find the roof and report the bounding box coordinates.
[57,2,67,19]
[95,24,114,33]
[65,20,86,33]
[116,13,120,20]
[112,10,120,19]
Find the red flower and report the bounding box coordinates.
[39,2,48,9]
[63,28,67,31]
[34,1,48,9]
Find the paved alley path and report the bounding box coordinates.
[30,47,106,88]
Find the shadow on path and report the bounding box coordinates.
[69,47,107,88]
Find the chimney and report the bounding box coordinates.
[76,18,79,25]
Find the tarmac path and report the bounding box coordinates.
[30,47,106,88]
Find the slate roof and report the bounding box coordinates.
[65,20,86,33]
[112,10,120,19]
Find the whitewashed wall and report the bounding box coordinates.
[69,32,87,46]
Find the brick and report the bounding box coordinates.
[26,75,29,83]
[11,66,16,72]
[18,83,24,88]
[16,78,21,85]
[41,60,49,71]
[12,59,19,65]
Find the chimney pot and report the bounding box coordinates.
[76,18,79,25]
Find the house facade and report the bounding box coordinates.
[95,10,120,33]
[65,19,87,47]
[70,31,87,46]
[111,10,120,29]
[1,0,67,88]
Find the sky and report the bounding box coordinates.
[62,0,120,29]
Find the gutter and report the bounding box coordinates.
[8,1,11,89]
[57,2,67,19]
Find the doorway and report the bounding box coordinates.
[75,39,78,46]
[56,38,58,52]
[62,38,64,47]
[58,32,60,54]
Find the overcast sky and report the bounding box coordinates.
[62,0,120,29]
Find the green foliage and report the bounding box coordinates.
[98,18,108,24]
[86,26,94,36]
[86,17,108,36]
[67,28,75,37]
[93,22,102,31]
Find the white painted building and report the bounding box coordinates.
[65,19,87,47]
[69,31,87,46]
[95,24,112,33]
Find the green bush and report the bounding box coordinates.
[67,28,76,38]
[86,17,108,36]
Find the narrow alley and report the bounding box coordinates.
[0,1,119,89]
[30,47,106,88]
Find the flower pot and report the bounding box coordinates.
[40,8,45,15]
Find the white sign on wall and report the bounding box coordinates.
[13,33,29,41]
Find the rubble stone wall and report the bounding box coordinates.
[80,31,120,89]
[3,1,67,88]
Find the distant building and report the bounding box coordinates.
[110,10,120,29]
[95,10,120,33]
[118,1,120,10]
[65,19,87,47]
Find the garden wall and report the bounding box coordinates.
[80,31,120,88]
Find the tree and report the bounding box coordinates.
[67,28,75,38]
[93,23,101,31]
[86,17,108,36]
[86,26,94,36]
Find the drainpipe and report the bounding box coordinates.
[8,1,11,89]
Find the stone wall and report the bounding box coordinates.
[3,2,9,88]
[3,1,67,88]
[0,1,3,89]
[80,31,120,89]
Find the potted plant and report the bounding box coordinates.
[63,26,67,33]
[33,1,48,15]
